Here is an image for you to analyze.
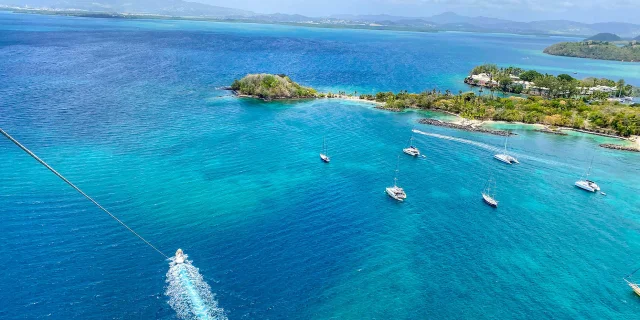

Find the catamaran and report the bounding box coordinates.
[482,178,498,208]
[403,134,420,157]
[386,157,407,201]
[320,136,330,163]
[575,157,599,192]
[494,134,519,164]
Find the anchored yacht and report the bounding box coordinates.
[494,135,519,164]
[320,136,330,163]
[625,278,640,297]
[482,178,498,208]
[575,180,600,192]
[386,157,407,201]
[403,135,420,157]
[575,157,599,192]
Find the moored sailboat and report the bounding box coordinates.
[482,177,498,208]
[386,157,406,201]
[575,157,600,192]
[320,136,330,163]
[494,134,519,164]
[403,134,420,157]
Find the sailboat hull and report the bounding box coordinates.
[320,154,330,163]
[386,187,406,201]
[494,154,518,164]
[575,180,597,192]
[482,193,498,207]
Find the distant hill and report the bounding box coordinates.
[544,41,640,62]
[0,0,254,17]
[2,3,640,38]
[635,35,640,41]
[585,33,622,41]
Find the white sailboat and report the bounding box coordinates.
[575,157,600,192]
[320,136,330,163]
[482,177,498,207]
[494,134,519,164]
[403,134,420,157]
[386,157,407,201]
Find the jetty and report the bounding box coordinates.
[534,128,568,136]
[599,144,640,152]
[418,118,515,136]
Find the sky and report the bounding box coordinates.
[201,0,640,23]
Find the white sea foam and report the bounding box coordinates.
[412,129,567,167]
[165,254,227,320]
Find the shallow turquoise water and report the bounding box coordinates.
[1,12,640,319]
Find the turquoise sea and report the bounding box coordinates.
[1,11,640,319]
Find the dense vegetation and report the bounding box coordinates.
[466,63,637,99]
[359,90,640,136]
[231,74,318,100]
[585,33,622,41]
[544,41,640,62]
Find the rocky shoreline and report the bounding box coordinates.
[418,118,516,136]
[534,128,568,136]
[599,144,640,152]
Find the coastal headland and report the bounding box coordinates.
[230,73,640,151]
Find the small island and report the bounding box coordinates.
[230,73,640,150]
[544,33,640,62]
[231,73,319,100]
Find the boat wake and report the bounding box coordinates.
[165,254,227,320]
[412,129,565,167]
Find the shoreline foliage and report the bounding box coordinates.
[231,74,318,100]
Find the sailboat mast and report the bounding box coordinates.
[394,156,400,186]
[322,136,326,155]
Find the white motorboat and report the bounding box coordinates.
[494,134,519,164]
[386,157,406,201]
[575,157,600,192]
[175,249,185,264]
[320,136,330,163]
[403,135,420,157]
[482,177,498,208]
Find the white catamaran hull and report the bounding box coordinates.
[494,154,518,164]
[403,147,420,157]
[386,188,406,201]
[575,180,599,192]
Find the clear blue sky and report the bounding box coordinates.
[202,0,639,23]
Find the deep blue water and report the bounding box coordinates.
[1,11,640,319]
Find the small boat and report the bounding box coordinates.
[575,157,600,192]
[625,278,640,297]
[494,135,519,165]
[403,134,420,157]
[482,177,498,208]
[320,136,330,163]
[386,157,407,201]
[175,249,185,264]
